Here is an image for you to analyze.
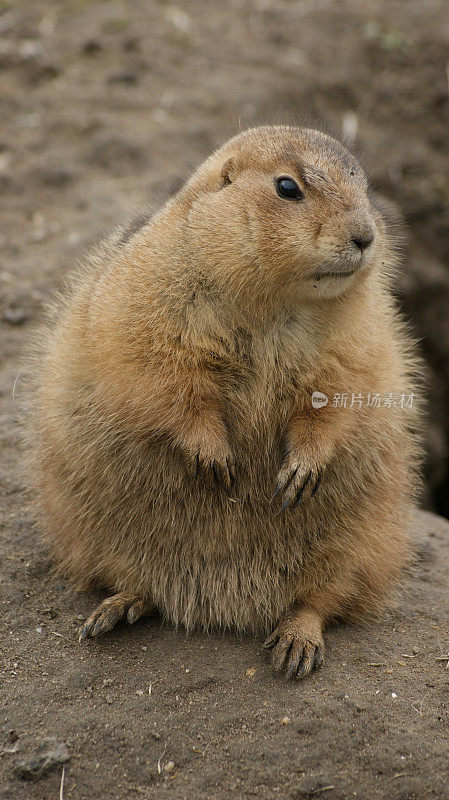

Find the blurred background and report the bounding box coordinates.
[1,0,448,515]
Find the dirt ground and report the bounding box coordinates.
[1,1,449,798]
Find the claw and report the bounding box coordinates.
[278,469,310,512]
[285,640,305,679]
[279,495,292,513]
[311,469,323,497]
[92,612,117,637]
[226,458,236,486]
[274,452,325,511]
[194,452,200,478]
[272,635,294,673]
[291,471,312,508]
[265,607,324,679]
[79,624,92,643]
[127,598,147,624]
[314,645,325,668]
[263,630,280,650]
[283,465,298,493]
[266,629,325,679]
[272,483,282,500]
[194,453,236,495]
[78,594,153,642]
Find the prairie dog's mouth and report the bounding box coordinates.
[313,267,357,280]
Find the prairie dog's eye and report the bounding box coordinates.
[275,176,303,200]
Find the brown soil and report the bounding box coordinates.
[1,2,449,798]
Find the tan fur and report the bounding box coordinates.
[26,126,423,676]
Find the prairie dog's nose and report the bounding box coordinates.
[351,227,374,251]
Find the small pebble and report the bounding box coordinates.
[13,737,69,781]
[82,39,102,55]
[31,228,47,243]
[67,232,81,246]
[107,70,138,85]
[3,308,29,325]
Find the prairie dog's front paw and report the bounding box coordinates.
[274,449,324,511]
[192,444,236,494]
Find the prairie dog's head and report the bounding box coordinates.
[182,125,388,307]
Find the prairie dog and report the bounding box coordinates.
[27,125,421,679]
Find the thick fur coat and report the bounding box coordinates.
[26,126,422,675]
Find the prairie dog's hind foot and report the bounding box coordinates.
[264,605,324,679]
[79,593,155,642]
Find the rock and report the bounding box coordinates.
[27,63,60,84]
[293,774,336,797]
[107,70,138,85]
[3,308,29,325]
[82,39,102,55]
[13,737,70,781]
[35,165,74,187]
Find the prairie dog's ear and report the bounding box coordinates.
[220,157,237,187]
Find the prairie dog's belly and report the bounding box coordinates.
[100,433,309,632]
[145,542,299,632]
